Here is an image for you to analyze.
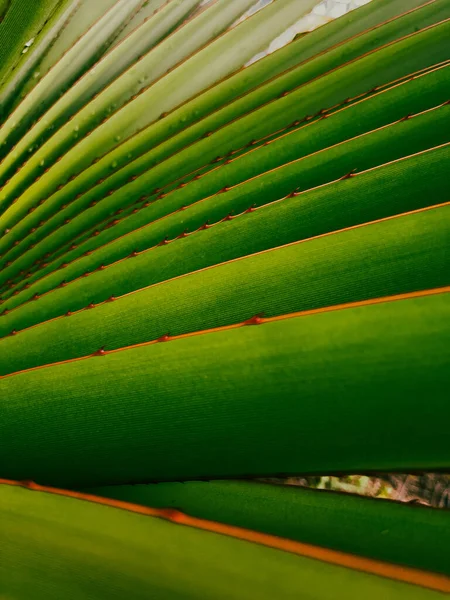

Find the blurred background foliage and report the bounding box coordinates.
[265,474,450,508]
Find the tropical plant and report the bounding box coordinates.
[0,0,449,597]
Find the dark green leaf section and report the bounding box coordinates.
[1,291,450,487]
[0,0,80,120]
[1,483,440,600]
[0,0,62,90]
[87,480,450,577]
[1,203,448,373]
[0,0,12,21]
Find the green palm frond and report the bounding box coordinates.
[0,0,449,597]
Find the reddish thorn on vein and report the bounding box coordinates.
[243,314,264,326]
[93,347,106,356]
[340,168,357,181]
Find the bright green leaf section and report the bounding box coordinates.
[0,483,443,600]
[1,203,448,374]
[12,0,124,105]
[1,118,448,324]
[87,480,450,577]
[0,0,283,208]
[0,0,202,182]
[111,0,174,46]
[1,0,442,226]
[3,61,448,300]
[1,4,449,260]
[4,75,450,295]
[0,0,147,157]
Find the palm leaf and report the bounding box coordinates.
[0,0,449,597]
